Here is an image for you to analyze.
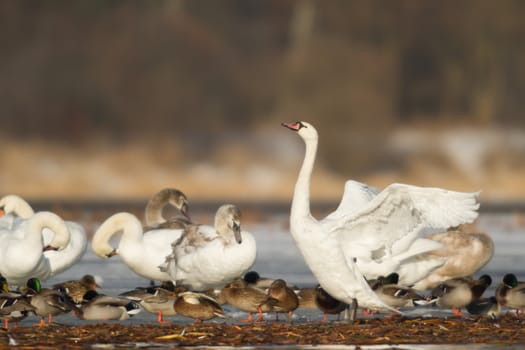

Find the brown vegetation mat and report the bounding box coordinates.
[2,315,525,348]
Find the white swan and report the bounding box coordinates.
[91,212,183,281]
[0,194,87,280]
[0,211,70,286]
[322,180,448,286]
[282,121,480,312]
[160,204,256,291]
[0,194,35,230]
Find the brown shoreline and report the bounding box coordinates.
[2,315,525,348]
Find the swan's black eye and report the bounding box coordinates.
[297,121,307,129]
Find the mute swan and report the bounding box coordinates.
[281,121,480,313]
[160,204,256,291]
[0,212,70,286]
[412,224,494,291]
[91,212,183,281]
[325,182,452,286]
[0,194,35,230]
[429,274,492,316]
[0,195,87,281]
[144,188,192,230]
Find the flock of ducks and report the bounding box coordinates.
[0,121,519,328]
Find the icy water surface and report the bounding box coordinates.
[13,211,525,327]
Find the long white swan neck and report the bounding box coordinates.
[0,195,35,218]
[93,212,142,257]
[292,135,318,217]
[30,212,70,249]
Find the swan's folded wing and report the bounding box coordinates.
[330,183,480,257]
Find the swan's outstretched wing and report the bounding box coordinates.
[329,184,480,260]
[324,180,380,221]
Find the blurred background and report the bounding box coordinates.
[2,0,525,202]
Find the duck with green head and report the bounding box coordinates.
[496,273,525,317]
[25,277,76,326]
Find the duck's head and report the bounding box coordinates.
[281,121,318,141]
[502,273,518,288]
[25,277,42,294]
[479,274,492,286]
[0,275,8,293]
[243,271,261,284]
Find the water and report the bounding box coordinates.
[11,211,525,328]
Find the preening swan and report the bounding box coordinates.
[281,121,480,313]
[144,188,191,229]
[0,211,70,286]
[160,204,256,291]
[91,212,183,281]
[0,194,35,230]
[0,194,87,281]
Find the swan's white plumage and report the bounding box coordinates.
[162,204,256,291]
[0,211,70,286]
[0,194,87,281]
[283,121,480,311]
[92,212,183,281]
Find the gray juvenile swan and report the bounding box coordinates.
[144,188,191,230]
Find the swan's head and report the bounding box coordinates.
[281,121,318,141]
[0,194,35,218]
[157,188,190,216]
[216,204,242,244]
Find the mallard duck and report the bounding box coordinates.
[430,274,492,316]
[219,279,277,322]
[24,277,76,326]
[0,276,35,329]
[243,271,298,290]
[120,284,186,323]
[174,291,226,323]
[496,273,525,316]
[413,224,494,291]
[77,290,141,321]
[296,287,317,309]
[267,279,299,322]
[144,188,192,230]
[466,296,501,319]
[371,273,426,310]
[314,285,348,322]
[161,204,256,291]
[52,274,99,304]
